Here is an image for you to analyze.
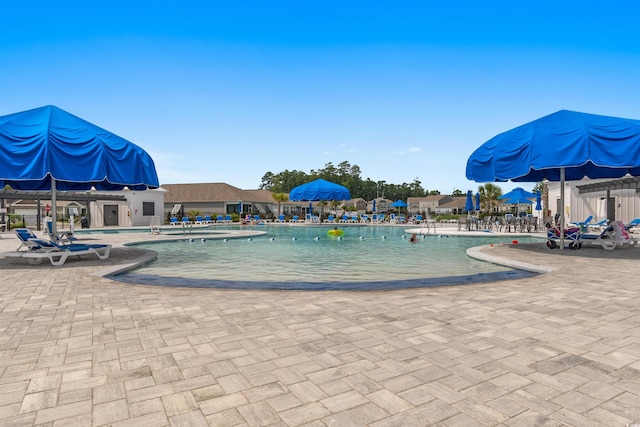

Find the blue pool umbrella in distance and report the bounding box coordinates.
[372,199,376,212]
[389,199,407,215]
[390,200,408,208]
[500,187,538,201]
[475,192,481,212]
[290,178,351,222]
[535,191,542,211]
[466,110,640,249]
[465,190,474,214]
[0,105,159,236]
[289,178,351,201]
[499,187,537,216]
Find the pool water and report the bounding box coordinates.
[117,226,541,289]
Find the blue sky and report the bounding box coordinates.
[2,1,639,194]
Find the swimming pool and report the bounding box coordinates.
[113,226,541,290]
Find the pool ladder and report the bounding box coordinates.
[420,221,437,235]
[182,222,193,236]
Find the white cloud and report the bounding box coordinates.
[392,146,422,156]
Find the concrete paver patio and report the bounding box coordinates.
[0,229,639,426]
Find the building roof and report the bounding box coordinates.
[162,183,275,204]
[438,197,467,209]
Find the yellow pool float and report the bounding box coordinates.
[327,228,344,237]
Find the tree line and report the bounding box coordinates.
[259,161,440,201]
[260,161,546,216]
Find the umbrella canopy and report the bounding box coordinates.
[498,187,537,205]
[289,179,351,201]
[390,200,408,208]
[535,191,542,211]
[475,192,481,211]
[466,110,640,183]
[466,109,640,248]
[0,105,159,235]
[0,105,159,191]
[465,190,474,212]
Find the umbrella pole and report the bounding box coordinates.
[51,177,57,237]
[560,167,565,250]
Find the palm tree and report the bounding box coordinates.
[330,199,341,214]
[272,192,288,217]
[318,200,328,222]
[478,183,503,214]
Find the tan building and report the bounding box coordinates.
[161,183,282,220]
[407,195,453,215]
[435,197,467,215]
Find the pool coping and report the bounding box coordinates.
[466,243,556,274]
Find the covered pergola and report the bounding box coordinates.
[573,177,640,223]
[0,188,126,230]
[576,176,640,194]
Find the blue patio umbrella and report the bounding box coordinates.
[467,109,640,248]
[289,179,351,201]
[290,178,351,223]
[475,192,481,212]
[389,199,407,214]
[238,201,243,214]
[499,187,538,216]
[465,190,474,213]
[500,187,537,201]
[0,105,159,236]
[500,196,534,205]
[535,191,542,211]
[390,200,408,208]
[372,199,376,212]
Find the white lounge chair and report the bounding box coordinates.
[626,218,640,233]
[43,217,76,243]
[4,228,111,266]
[586,219,608,232]
[149,216,162,234]
[305,214,319,223]
[582,221,637,250]
[569,215,594,232]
